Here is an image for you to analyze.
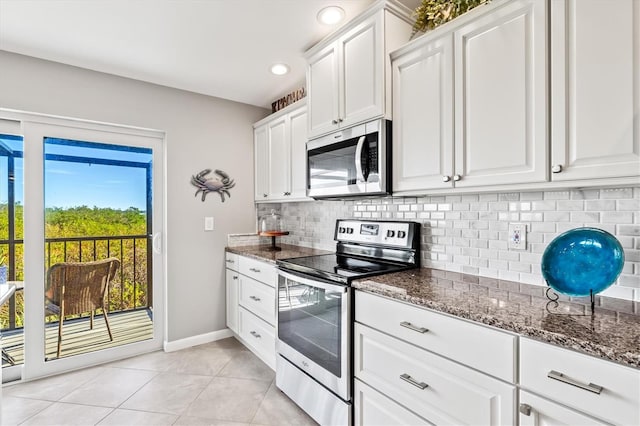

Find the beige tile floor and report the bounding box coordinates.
[2,337,317,426]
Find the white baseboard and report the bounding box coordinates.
[163,328,233,352]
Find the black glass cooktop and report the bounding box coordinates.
[277,254,412,285]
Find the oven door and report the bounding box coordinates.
[276,269,351,400]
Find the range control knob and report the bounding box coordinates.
[386,230,395,238]
[347,228,354,234]
[339,227,346,233]
[397,231,407,238]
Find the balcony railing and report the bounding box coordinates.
[0,234,152,333]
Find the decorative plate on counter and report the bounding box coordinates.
[541,227,624,297]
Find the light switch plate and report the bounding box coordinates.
[508,223,526,250]
[204,217,214,231]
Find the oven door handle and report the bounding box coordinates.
[354,135,366,183]
[278,270,348,293]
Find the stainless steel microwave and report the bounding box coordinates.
[307,119,391,199]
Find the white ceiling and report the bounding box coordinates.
[0,0,419,109]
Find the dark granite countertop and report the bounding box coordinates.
[353,268,640,369]
[226,244,332,264]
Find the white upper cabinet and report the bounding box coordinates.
[253,101,310,202]
[253,124,269,200]
[453,0,548,188]
[392,33,454,192]
[289,106,309,199]
[306,1,413,140]
[551,0,640,181]
[392,0,548,194]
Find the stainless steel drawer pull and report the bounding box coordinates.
[249,268,261,273]
[232,275,238,280]
[547,370,603,394]
[226,259,234,263]
[400,373,428,390]
[249,295,261,301]
[400,321,429,333]
[250,331,261,338]
[519,403,532,416]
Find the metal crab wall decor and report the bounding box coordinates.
[191,169,236,202]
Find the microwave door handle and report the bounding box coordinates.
[354,135,366,182]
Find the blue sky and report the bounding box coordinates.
[0,135,151,210]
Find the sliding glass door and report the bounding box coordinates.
[1,112,165,381]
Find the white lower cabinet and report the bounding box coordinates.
[225,253,276,370]
[354,379,430,426]
[519,391,608,426]
[238,307,275,369]
[354,322,515,425]
[520,338,640,426]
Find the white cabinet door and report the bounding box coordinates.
[551,0,640,181]
[289,106,309,199]
[308,43,340,138]
[392,34,454,192]
[254,125,268,201]
[354,379,430,426]
[341,13,384,130]
[225,268,239,334]
[519,391,607,426]
[267,116,290,199]
[454,0,548,187]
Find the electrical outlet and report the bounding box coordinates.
[204,217,214,231]
[508,223,527,250]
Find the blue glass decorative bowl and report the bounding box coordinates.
[541,228,624,297]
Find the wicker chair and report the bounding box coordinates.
[45,257,120,358]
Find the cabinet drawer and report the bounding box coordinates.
[225,252,239,271]
[239,256,276,286]
[520,338,640,426]
[239,276,276,325]
[238,307,275,369]
[354,379,430,426]
[356,291,516,382]
[354,323,515,425]
[519,390,607,426]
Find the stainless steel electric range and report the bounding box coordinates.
[275,219,420,425]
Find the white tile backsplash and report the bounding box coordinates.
[257,186,640,301]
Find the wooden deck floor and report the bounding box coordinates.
[1,309,153,366]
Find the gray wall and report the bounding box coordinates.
[0,50,269,341]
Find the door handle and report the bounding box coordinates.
[400,373,428,390]
[152,233,162,254]
[354,135,366,183]
[547,370,603,394]
[249,295,261,301]
[400,321,429,333]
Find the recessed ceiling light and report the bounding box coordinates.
[317,6,345,25]
[270,63,290,75]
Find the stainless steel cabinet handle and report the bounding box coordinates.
[332,119,338,125]
[250,331,261,338]
[263,193,268,197]
[552,164,563,173]
[249,295,261,301]
[249,268,261,273]
[338,118,343,123]
[519,403,532,416]
[400,373,428,390]
[547,370,603,394]
[442,175,451,182]
[400,321,429,333]
[232,275,238,280]
[453,174,461,181]
[226,259,234,263]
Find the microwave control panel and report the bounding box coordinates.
[335,220,414,248]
